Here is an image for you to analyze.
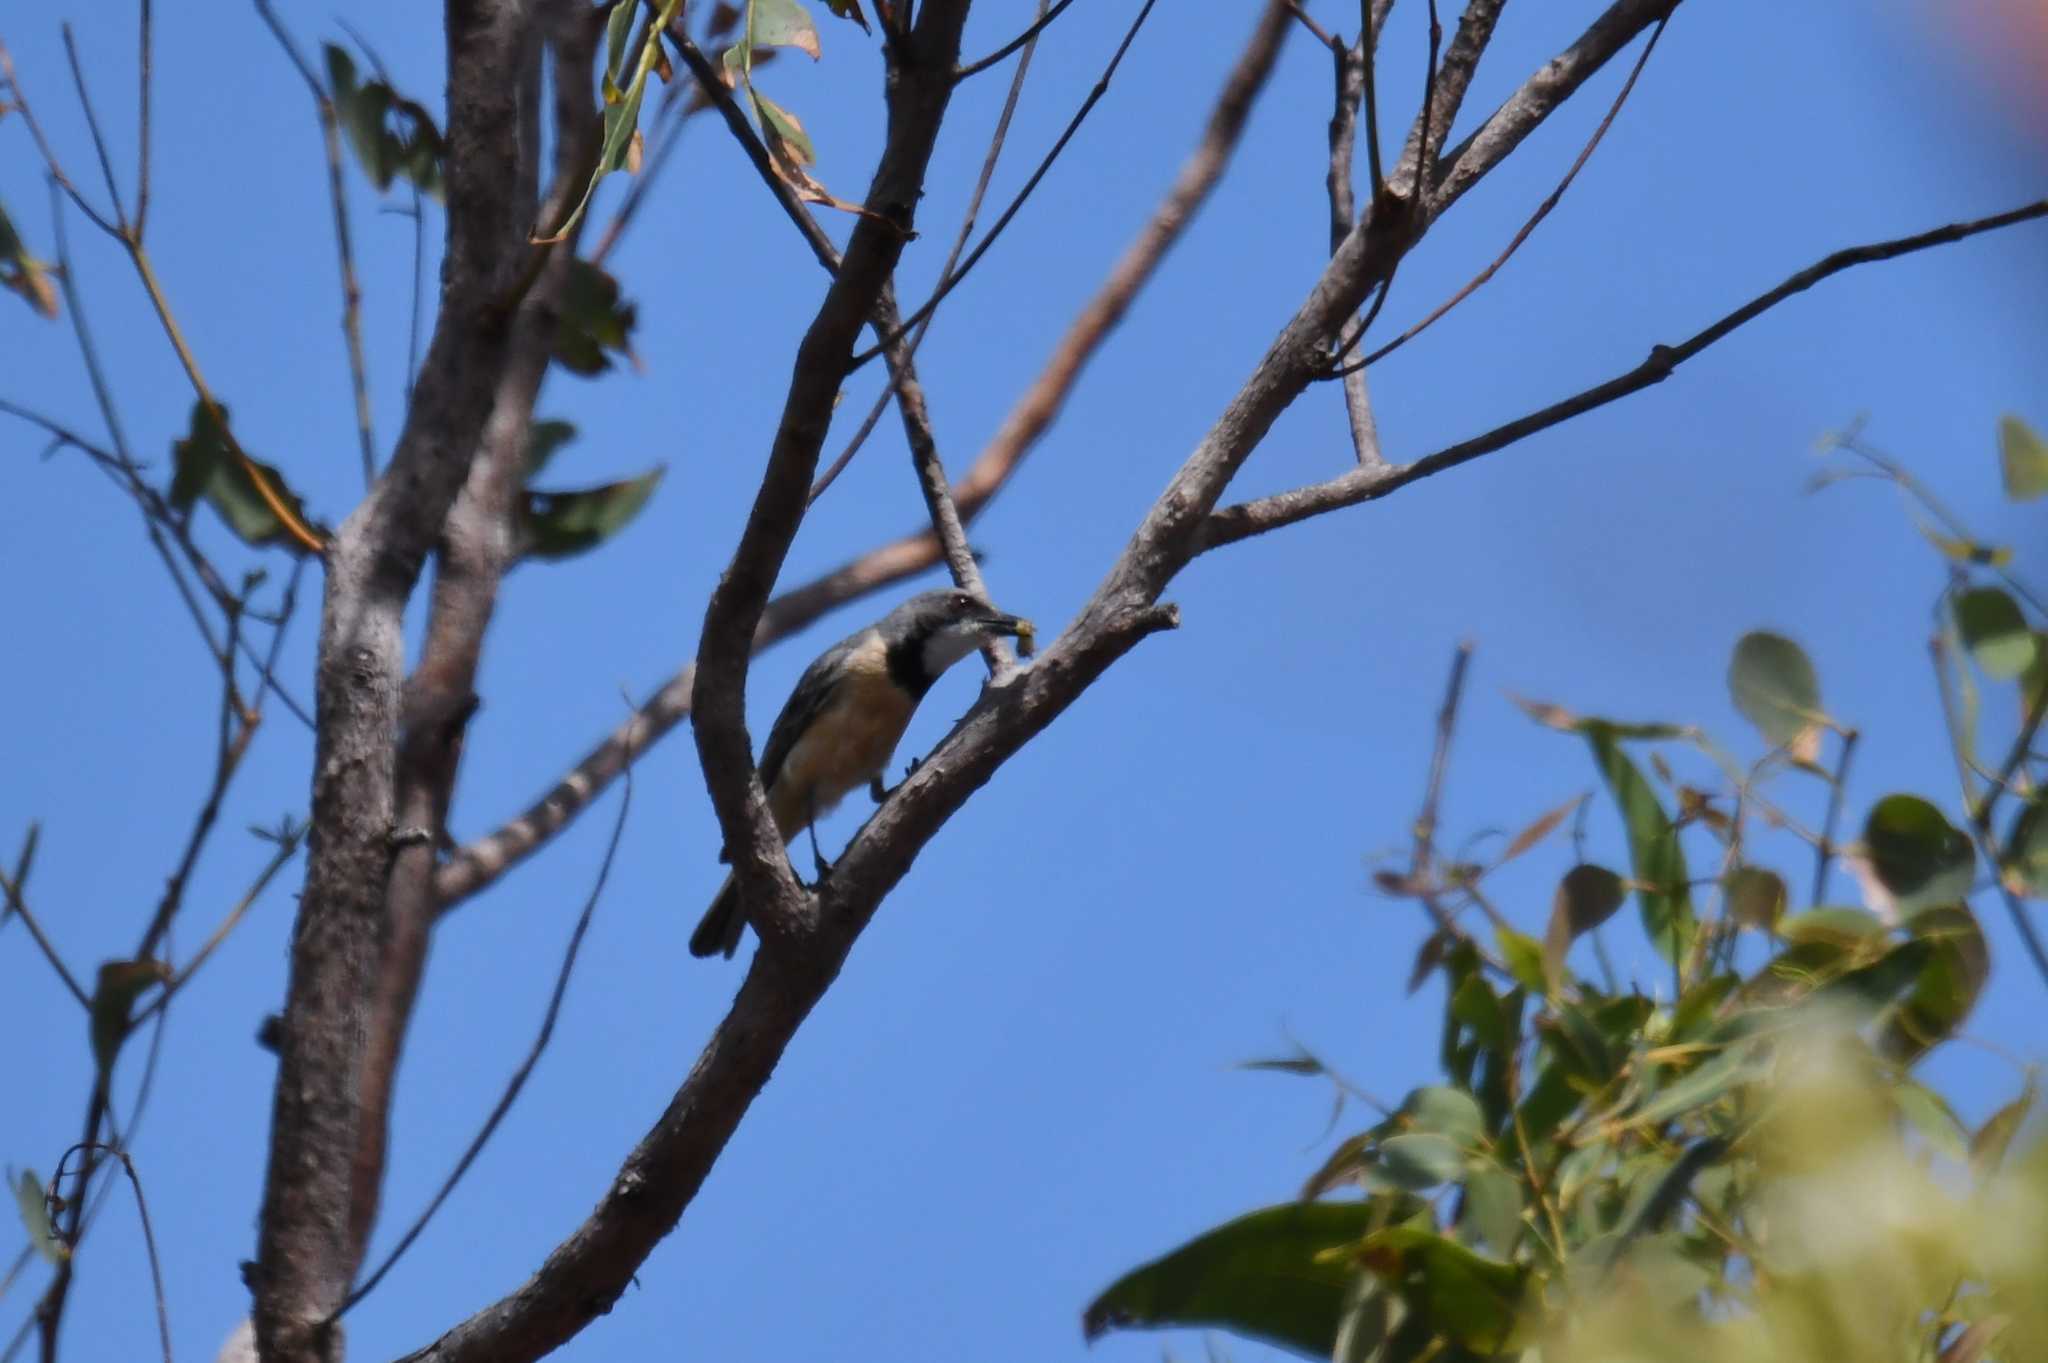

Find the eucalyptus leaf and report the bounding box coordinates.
[1729,630,1824,750]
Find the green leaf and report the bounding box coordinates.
[1728,630,1824,750]
[90,958,170,1082]
[1399,1087,1485,1148]
[552,260,639,376]
[604,0,638,88]
[12,1169,65,1265]
[1971,1082,2034,1177]
[749,87,816,164]
[1862,794,1975,912]
[1892,1078,1969,1162]
[1495,924,1548,994]
[1457,1163,1524,1256]
[1584,724,1694,964]
[546,0,684,239]
[0,198,60,319]
[1999,413,2048,501]
[522,419,578,481]
[1954,587,2039,680]
[1775,905,1886,947]
[1082,1202,1386,1356]
[749,0,823,58]
[1544,862,1626,984]
[168,401,319,553]
[1377,1133,1467,1190]
[2005,797,2048,898]
[1357,1225,1527,1352]
[1629,1040,1766,1128]
[520,468,663,561]
[1723,865,1787,930]
[1882,904,1987,1061]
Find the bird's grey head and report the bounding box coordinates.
[880,589,1033,689]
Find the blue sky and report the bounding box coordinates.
[2,2,2045,1361]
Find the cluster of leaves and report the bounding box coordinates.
[1085,419,2048,1362]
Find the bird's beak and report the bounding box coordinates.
[975,609,1036,657]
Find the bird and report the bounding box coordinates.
[688,588,1034,958]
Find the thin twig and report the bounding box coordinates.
[1200,199,2048,551]
[0,42,119,236]
[0,838,90,1011]
[812,0,1049,503]
[848,0,1167,371]
[954,0,1078,80]
[61,26,130,232]
[338,765,632,1319]
[1810,727,1859,907]
[255,1,381,485]
[135,0,154,237]
[56,1147,173,1363]
[133,828,306,1025]
[1348,15,1668,374]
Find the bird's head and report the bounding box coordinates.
[883,588,1034,680]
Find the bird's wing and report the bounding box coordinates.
[756,632,863,793]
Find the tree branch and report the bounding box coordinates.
[1198,199,2048,551]
[252,2,547,1357]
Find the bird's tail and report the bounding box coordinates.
[689,873,745,958]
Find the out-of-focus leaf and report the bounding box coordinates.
[604,0,638,91]
[90,958,170,1081]
[1882,904,1987,1061]
[1496,924,1548,994]
[818,0,870,30]
[1954,587,2039,680]
[1378,1133,1467,1190]
[2000,413,2048,501]
[1920,525,2015,567]
[1356,1225,1527,1352]
[1511,696,1687,740]
[2005,797,2048,898]
[1776,906,1886,947]
[1729,630,1824,751]
[1398,1087,1484,1149]
[0,198,60,319]
[168,401,320,553]
[548,0,683,238]
[1498,795,1581,867]
[1544,863,1626,985]
[323,44,444,197]
[553,259,639,375]
[1081,1202,1386,1356]
[13,1169,66,1264]
[1457,1164,1524,1256]
[750,86,816,164]
[1584,724,1694,964]
[1302,1133,1377,1201]
[1971,1083,2034,1177]
[1863,794,1975,913]
[749,0,823,58]
[1406,929,1449,995]
[519,468,663,561]
[522,419,578,480]
[1724,865,1787,929]
[1668,972,1739,1042]
[1893,1078,1970,1162]
[1630,1038,1766,1127]
[1238,1051,1322,1078]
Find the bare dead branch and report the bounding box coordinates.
[1432,0,1680,220]
[954,0,1077,80]
[1324,33,1385,465]
[433,0,1293,915]
[813,0,1046,504]
[134,0,153,237]
[61,25,131,231]
[1349,13,1666,373]
[1391,0,1502,200]
[1200,199,2048,551]
[54,1146,173,1363]
[848,0,1168,369]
